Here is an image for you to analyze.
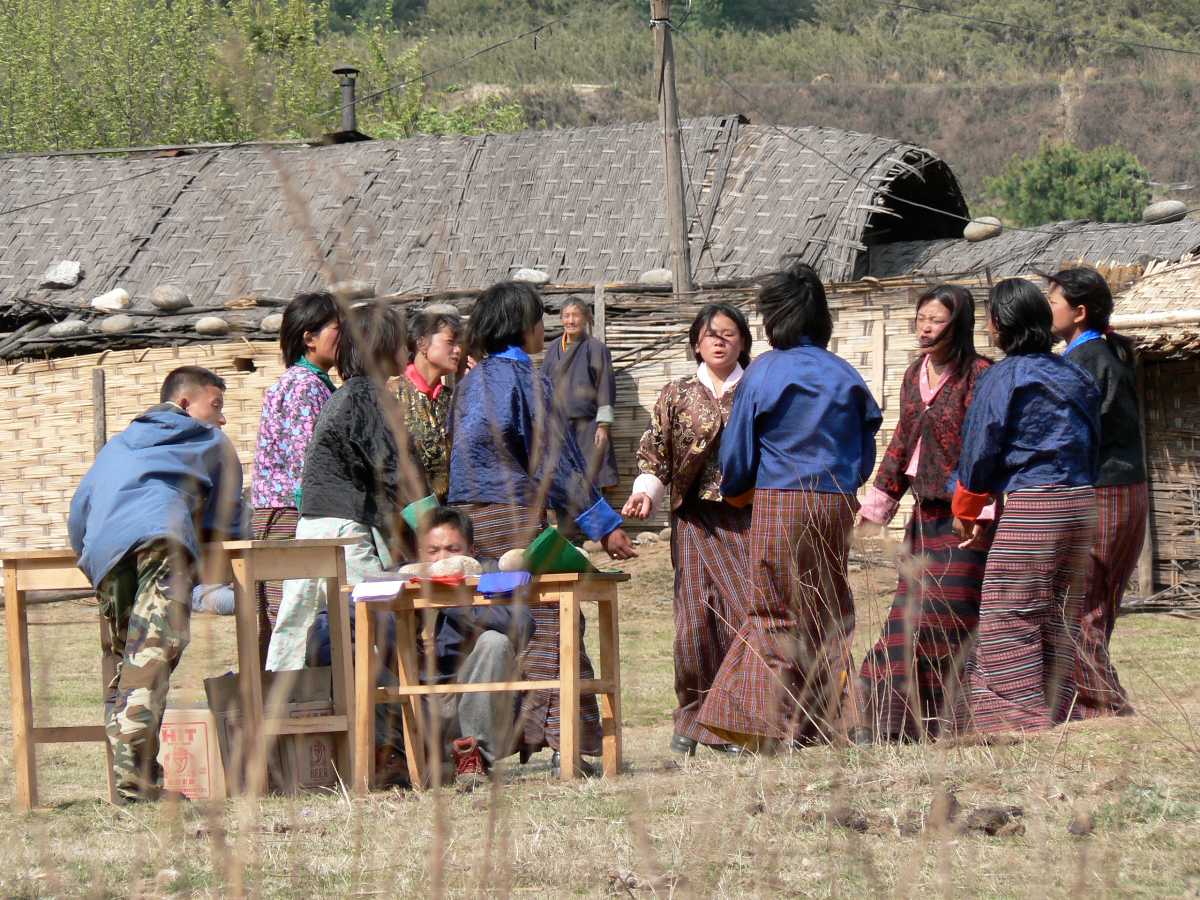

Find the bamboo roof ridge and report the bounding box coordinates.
[0,116,970,359]
[864,220,1200,280]
[1112,255,1200,359]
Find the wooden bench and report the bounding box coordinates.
[2,539,355,811]
[351,571,629,792]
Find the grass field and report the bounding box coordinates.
[1,539,1197,897]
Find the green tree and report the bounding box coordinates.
[985,142,1152,225]
[0,0,526,152]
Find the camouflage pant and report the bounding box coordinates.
[97,539,193,801]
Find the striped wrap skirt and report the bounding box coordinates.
[456,502,603,756]
[698,489,857,747]
[957,485,1096,734]
[858,500,988,740]
[670,499,753,744]
[251,506,300,666]
[1074,481,1148,718]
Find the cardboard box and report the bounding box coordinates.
[203,667,338,795]
[158,706,227,801]
[281,701,339,792]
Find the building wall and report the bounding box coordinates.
[3,279,1190,595]
[1142,357,1200,588]
[0,342,285,553]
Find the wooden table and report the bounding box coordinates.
[2,539,354,810]
[351,571,629,792]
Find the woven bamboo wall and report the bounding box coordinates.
[2,279,1193,595]
[0,342,285,555]
[1142,357,1200,587]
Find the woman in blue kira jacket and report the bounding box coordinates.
[951,277,1100,734]
[449,280,636,769]
[698,262,882,750]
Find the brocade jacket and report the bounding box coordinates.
[872,355,992,509]
[398,365,454,502]
[634,364,742,512]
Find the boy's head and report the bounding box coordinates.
[419,507,475,563]
[160,366,227,428]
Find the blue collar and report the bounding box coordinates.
[1063,330,1103,357]
[493,345,532,363]
[780,338,814,350]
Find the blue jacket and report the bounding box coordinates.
[448,348,622,541]
[956,353,1100,497]
[68,404,245,586]
[720,342,882,496]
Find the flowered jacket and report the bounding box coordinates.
[252,365,333,508]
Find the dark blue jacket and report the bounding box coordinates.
[448,347,621,540]
[956,353,1100,497]
[68,404,244,585]
[720,342,882,496]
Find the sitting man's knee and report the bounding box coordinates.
[474,630,513,658]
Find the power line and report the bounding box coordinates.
[0,14,572,221]
[876,1,1200,59]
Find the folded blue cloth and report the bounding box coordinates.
[477,571,531,596]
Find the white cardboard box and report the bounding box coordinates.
[158,706,227,800]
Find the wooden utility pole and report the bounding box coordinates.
[91,368,106,454]
[651,0,693,294]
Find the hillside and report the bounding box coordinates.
[509,75,1200,213]
[2,0,1198,216]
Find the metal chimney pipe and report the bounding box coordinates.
[332,65,359,133]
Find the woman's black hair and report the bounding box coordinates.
[987,278,1054,356]
[407,308,462,359]
[1044,266,1135,365]
[467,281,545,357]
[336,302,406,380]
[280,291,339,368]
[758,260,833,349]
[689,302,753,369]
[916,284,979,372]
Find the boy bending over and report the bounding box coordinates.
[69,366,243,803]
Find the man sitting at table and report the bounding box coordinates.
[68,366,243,804]
[308,506,532,779]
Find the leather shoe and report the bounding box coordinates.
[706,742,750,756]
[550,751,601,778]
[669,734,698,756]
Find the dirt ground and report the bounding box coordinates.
[1,538,1198,897]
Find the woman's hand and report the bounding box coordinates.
[955,518,987,550]
[622,493,653,519]
[594,424,609,449]
[855,514,883,537]
[601,528,638,560]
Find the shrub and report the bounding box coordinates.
[985,142,1152,225]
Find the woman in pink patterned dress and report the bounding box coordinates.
[250,291,340,662]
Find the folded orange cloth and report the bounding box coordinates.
[951,482,993,522]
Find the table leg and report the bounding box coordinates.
[99,616,118,804]
[353,601,377,795]
[6,573,37,811]
[596,588,622,778]
[230,555,268,797]
[326,550,354,785]
[558,589,580,780]
[395,606,428,789]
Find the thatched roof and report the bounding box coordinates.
[864,219,1200,280]
[0,115,968,359]
[1113,256,1200,359]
